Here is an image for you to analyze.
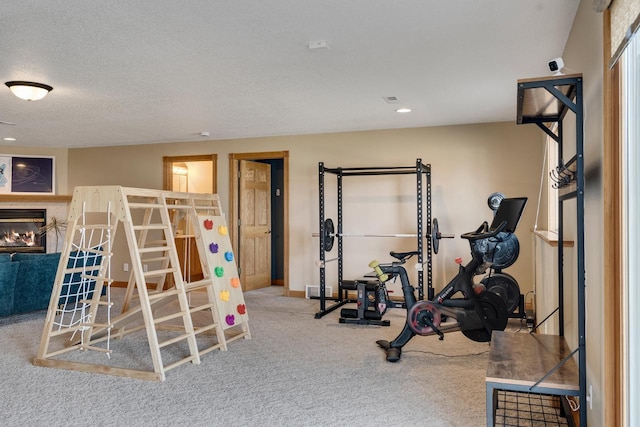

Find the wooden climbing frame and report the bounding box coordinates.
[34,186,250,381]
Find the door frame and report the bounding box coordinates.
[162,154,218,192]
[161,154,218,289]
[229,151,289,296]
[603,10,623,426]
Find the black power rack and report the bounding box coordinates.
[314,159,432,319]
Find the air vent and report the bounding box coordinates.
[383,96,400,104]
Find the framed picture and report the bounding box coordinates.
[0,155,55,195]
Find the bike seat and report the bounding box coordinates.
[389,251,419,262]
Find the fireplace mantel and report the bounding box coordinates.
[0,194,72,203]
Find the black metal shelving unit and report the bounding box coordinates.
[315,159,432,319]
[516,73,586,425]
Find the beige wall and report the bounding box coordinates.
[3,1,605,420]
[561,1,605,425]
[186,161,213,193]
[67,122,544,297]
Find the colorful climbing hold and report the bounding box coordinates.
[209,243,219,254]
[215,266,224,277]
[218,225,228,236]
[225,314,235,326]
[224,251,234,261]
[220,290,230,301]
[237,304,246,315]
[204,219,214,230]
[230,277,241,288]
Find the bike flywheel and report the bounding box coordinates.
[407,301,442,336]
[461,292,508,342]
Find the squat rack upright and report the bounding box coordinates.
[315,159,432,319]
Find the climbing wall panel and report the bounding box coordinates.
[195,214,250,339]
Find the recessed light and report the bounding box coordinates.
[308,40,330,50]
[395,108,411,113]
[3,137,16,141]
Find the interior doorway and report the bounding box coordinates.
[229,151,289,296]
[163,155,217,194]
[162,154,218,285]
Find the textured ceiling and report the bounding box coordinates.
[0,1,580,148]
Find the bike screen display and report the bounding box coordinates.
[489,197,528,233]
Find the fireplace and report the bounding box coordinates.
[0,209,47,253]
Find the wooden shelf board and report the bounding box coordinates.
[532,229,574,247]
[0,194,72,203]
[516,73,582,125]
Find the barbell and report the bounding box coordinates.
[314,217,454,254]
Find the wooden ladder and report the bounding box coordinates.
[35,187,231,381]
[162,192,230,355]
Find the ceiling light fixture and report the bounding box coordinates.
[5,81,53,101]
[395,108,412,113]
[2,137,16,141]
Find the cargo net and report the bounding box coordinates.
[53,203,113,355]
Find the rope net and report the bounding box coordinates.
[53,202,113,355]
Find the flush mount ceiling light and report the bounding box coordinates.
[395,108,412,113]
[5,81,53,101]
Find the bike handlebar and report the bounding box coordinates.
[459,220,507,241]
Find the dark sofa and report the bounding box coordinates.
[0,252,61,317]
[0,249,103,317]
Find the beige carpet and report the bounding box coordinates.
[0,286,528,426]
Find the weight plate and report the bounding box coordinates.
[470,232,520,270]
[487,192,506,212]
[431,218,440,254]
[323,218,335,252]
[461,291,508,342]
[490,233,520,270]
[482,272,521,314]
[407,301,442,336]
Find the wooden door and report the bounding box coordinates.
[239,160,271,291]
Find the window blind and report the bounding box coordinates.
[610,0,640,67]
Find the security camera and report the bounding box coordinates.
[548,57,565,75]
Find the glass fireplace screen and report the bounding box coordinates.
[0,209,46,253]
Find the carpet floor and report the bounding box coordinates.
[0,286,528,427]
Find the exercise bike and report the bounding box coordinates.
[373,197,527,362]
